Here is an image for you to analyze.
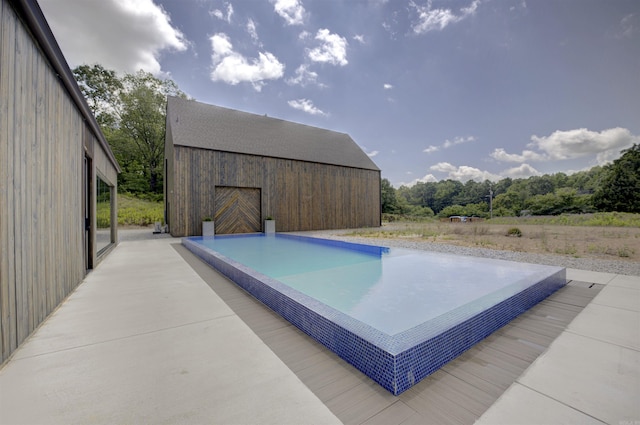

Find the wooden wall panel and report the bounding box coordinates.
[0,0,17,362]
[169,146,380,237]
[0,0,117,364]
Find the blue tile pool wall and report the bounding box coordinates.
[183,236,566,395]
[391,269,565,394]
[278,233,390,256]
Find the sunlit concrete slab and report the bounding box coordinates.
[475,382,605,425]
[591,284,640,312]
[566,268,616,285]
[11,241,236,360]
[568,303,640,350]
[608,273,640,290]
[1,316,340,424]
[0,239,341,425]
[517,332,640,425]
[477,268,640,425]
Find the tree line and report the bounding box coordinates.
[383,144,640,217]
[73,64,188,199]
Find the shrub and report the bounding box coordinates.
[506,227,522,237]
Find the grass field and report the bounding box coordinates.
[347,213,640,262]
[97,194,164,227]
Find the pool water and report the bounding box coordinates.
[196,234,559,335]
[184,233,566,395]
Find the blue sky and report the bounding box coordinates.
[40,0,640,187]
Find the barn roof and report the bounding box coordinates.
[166,96,380,171]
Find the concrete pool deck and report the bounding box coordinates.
[0,236,638,424]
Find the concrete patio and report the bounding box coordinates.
[0,236,638,424]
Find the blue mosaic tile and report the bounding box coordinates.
[182,235,566,396]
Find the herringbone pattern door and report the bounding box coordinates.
[214,187,261,234]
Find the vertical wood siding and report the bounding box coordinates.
[168,146,381,237]
[0,0,117,364]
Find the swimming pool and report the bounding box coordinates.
[183,233,566,395]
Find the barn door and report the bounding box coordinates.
[214,187,261,234]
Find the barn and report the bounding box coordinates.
[0,0,120,363]
[164,96,381,237]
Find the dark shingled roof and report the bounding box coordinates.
[166,96,380,171]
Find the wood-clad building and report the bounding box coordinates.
[0,0,120,364]
[165,97,381,237]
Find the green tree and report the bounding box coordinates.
[407,205,435,217]
[400,182,437,211]
[119,71,186,193]
[463,202,489,218]
[381,178,400,214]
[492,192,518,215]
[433,180,463,213]
[525,188,594,215]
[73,64,123,128]
[454,180,488,205]
[493,177,513,196]
[73,65,188,194]
[528,175,555,196]
[593,144,640,212]
[566,166,604,194]
[438,204,466,218]
[499,179,529,214]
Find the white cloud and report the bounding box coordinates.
[424,135,475,153]
[366,150,380,157]
[460,0,480,15]
[272,0,306,25]
[490,148,545,163]
[382,9,401,39]
[430,162,500,182]
[308,29,348,66]
[618,13,637,39]
[442,135,475,148]
[430,162,458,173]
[410,0,480,34]
[530,127,638,162]
[211,2,233,23]
[353,35,365,44]
[405,161,540,185]
[383,83,394,90]
[401,173,438,187]
[451,166,499,182]
[286,64,325,87]
[39,0,187,75]
[510,0,527,11]
[501,163,540,178]
[247,19,260,45]
[288,99,327,116]
[210,33,284,91]
[491,127,638,167]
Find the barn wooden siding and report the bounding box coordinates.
[0,0,118,364]
[167,146,381,237]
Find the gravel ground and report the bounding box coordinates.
[117,227,640,277]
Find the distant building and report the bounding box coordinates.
[164,97,381,236]
[1,0,120,363]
